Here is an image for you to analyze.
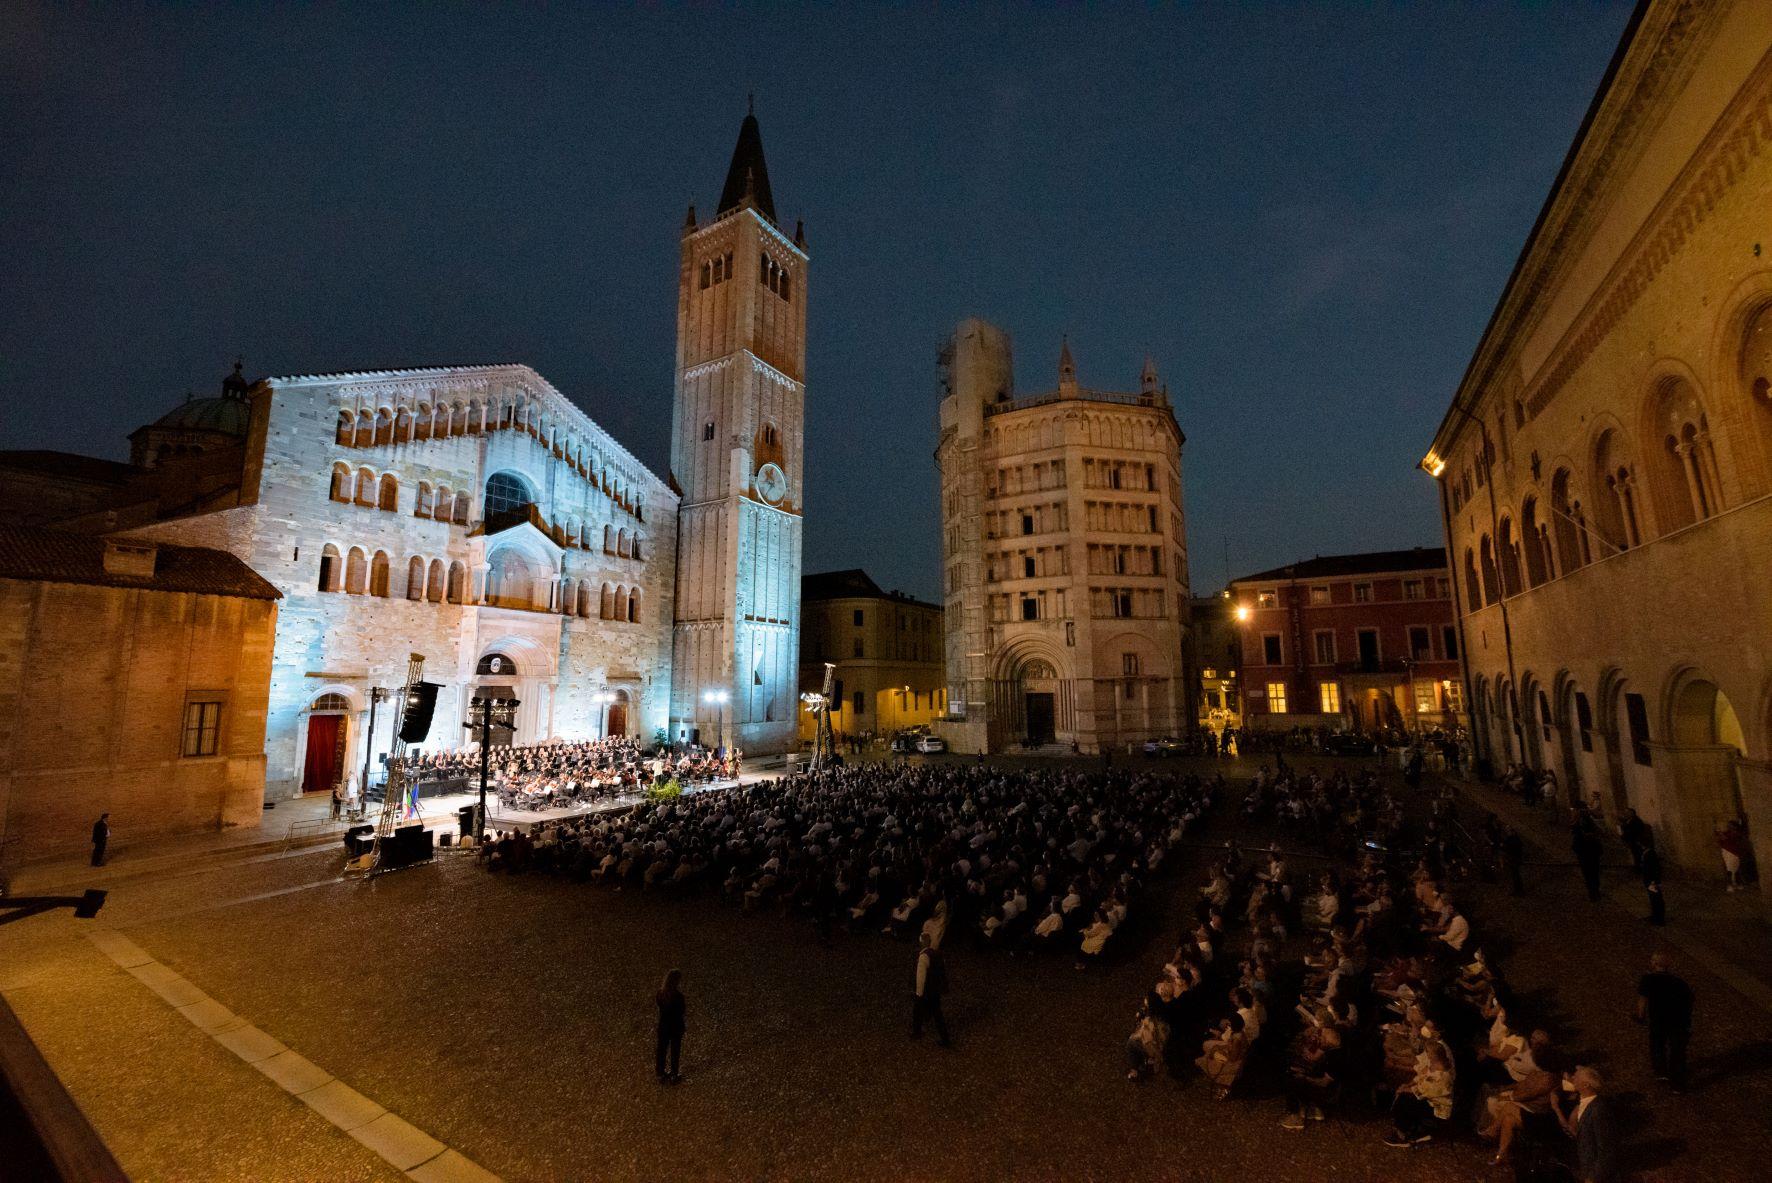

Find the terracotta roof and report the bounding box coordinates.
[0,525,280,600]
[1233,547,1448,584]
[802,569,939,609]
[0,450,137,485]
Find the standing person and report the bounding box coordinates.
[1635,952,1692,1092]
[1571,811,1604,903]
[90,813,110,867]
[1640,842,1666,926]
[655,969,686,1083]
[1716,820,1748,892]
[910,932,951,1047]
[1501,825,1526,897]
[1555,1065,1622,1183]
[1616,808,1650,872]
[330,785,343,820]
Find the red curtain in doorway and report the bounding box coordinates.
[303,715,343,794]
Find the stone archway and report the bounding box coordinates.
[1654,672,1749,867]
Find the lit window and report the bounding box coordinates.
[1318,683,1340,713]
[182,701,222,757]
[1414,682,1439,715]
[1266,682,1288,713]
[1257,589,1277,608]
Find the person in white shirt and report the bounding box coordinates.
[1439,909,1471,952]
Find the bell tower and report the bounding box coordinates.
[670,106,807,754]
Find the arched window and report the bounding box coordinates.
[452,493,470,525]
[1520,497,1549,586]
[415,404,432,441]
[336,410,354,446]
[330,463,351,502]
[377,472,398,511]
[353,411,373,448]
[435,486,452,523]
[1741,303,1772,494]
[370,551,391,597]
[426,558,445,603]
[485,547,535,609]
[395,408,413,443]
[415,481,433,518]
[631,534,644,561]
[1479,535,1500,604]
[436,404,452,438]
[344,547,368,594]
[576,582,591,617]
[1592,429,1639,553]
[557,577,574,615]
[374,408,393,446]
[483,471,535,528]
[1549,469,1587,573]
[311,693,351,713]
[603,523,614,553]
[1646,379,1724,530]
[318,544,342,592]
[446,561,466,604]
[406,556,425,600]
[354,467,375,505]
[1496,517,1522,597]
[702,420,715,441]
[628,587,642,623]
[614,585,629,622]
[1463,547,1481,609]
[780,273,790,302]
[452,402,468,437]
[600,582,614,619]
[618,527,631,557]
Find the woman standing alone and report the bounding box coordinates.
[655,969,686,1083]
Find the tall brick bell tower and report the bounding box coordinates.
[669,105,807,754]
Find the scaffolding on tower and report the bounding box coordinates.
[800,662,836,775]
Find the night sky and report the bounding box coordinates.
[1,3,1634,601]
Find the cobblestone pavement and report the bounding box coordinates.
[2,754,1767,1181]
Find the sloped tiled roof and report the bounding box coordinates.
[0,450,138,485]
[802,569,884,600]
[1233,547,1448,585]
[717,111,777,223]
[0,525,280,600]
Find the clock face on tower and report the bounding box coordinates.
[755,462,788,506]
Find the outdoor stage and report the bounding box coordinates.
[392,776,753,836]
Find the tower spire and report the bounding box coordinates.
[716,106,776,223]
[1058,336,1077,394]
[1140,355,1158,395]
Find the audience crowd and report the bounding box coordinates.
[480,762,1223,959]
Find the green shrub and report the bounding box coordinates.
[648,778,684,800]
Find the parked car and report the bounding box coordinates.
[914,734,947,754]
[1323,732,1378,756]
[1141,737,1185,756]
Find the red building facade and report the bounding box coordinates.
[1227,548,1465,734]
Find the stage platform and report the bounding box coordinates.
[379,776,753,837]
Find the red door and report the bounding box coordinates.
[606,704,628,738]
[303,715,343,793]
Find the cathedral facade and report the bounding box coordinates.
[16,111,806,803]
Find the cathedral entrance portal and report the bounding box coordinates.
[301,693,352,794]
[1025,693,1056,746]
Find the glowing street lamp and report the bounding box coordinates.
[1233,604,1251,623]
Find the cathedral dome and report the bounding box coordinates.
[150,395,251,437]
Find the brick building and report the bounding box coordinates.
[936,320,1192,753]
[1188,594,1242,733]
[1228,549,1464,735]
[797,569,944,742]
[0,527,278,872]
[1421,0,1772,891]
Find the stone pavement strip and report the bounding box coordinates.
[85,928,502,1183]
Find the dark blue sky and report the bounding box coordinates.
[1,2,1633,600]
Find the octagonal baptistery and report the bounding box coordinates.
[936,320,1193,754]
[132,363,678,799]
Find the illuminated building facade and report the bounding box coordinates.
[797,569,945,742]
[670,110,807,754]
[1423,0,1772,890]
[936,319,1192,753]
[1228,550,1464,735]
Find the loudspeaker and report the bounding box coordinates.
[399,682,441,743]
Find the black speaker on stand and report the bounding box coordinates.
[400,682,441,744]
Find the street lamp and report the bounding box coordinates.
[592,689,615,739]
[464,694,519,843]
[1233,604,1251,623]
[702,687,729,751]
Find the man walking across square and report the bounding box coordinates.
[90,813,109,867]
[911,931,951,1047]
[1635,952,1692,1092]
